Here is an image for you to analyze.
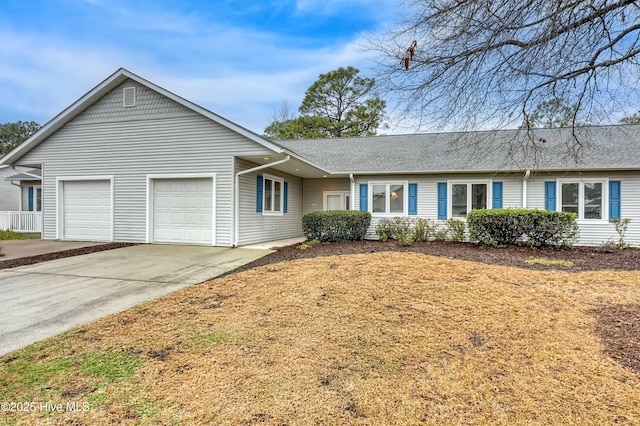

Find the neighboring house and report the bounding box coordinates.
[0,68,638,246]
[4,168,42,212]
[0,160,42,232]
[0,163,21,211]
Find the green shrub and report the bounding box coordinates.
[0,229,38,240]
[446,218,466,242]
[432,224,449,241]
[610,218,631,249]
[375,217,463,244]
[375,218,394,242]
[298,238,320,250]
[392,217,414,242]
[413,218,435,241]
[397,232,415,246]
[524,210,579,248]
[302,210,371,242]
[467,209,525,246]
[467,208,578,248]
[375,217,415,242]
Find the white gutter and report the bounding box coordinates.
[233,155,291,247]
[522,169,531,208]
[349,174,356,210]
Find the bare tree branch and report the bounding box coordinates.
[369,0,640,156]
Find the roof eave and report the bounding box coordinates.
[327,169,525,175]
[279,149,331,174]
[325,166,640,175]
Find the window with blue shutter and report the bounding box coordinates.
[408,183,418,215]
[256,175,263,212]
[359,184,368,211]
[545,181,556,211]
[609,180,621,220]
[492,182,503,209]
[283,182,288,213]
[28,186,34,211]
[437,182,447,219]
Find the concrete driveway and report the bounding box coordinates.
[0,244,271,356]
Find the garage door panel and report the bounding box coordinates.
[63,180,112,242]
[152,178,213,245]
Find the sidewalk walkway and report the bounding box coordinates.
[0,240,105,261]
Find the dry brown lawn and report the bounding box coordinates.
[2,252,640,425]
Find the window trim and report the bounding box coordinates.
[368,181,409,216]
[556,178,608,222]
[447,180,492,219]
[323,191,350,211]
[28,185,42,212]
[262,173,284,216]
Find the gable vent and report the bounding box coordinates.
[123,87,136,107]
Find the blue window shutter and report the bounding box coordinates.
[545,181,556,211]
[610,180,621,220]
[408,183,418,215]
[437,182,447,220]
[283,182,288,213]
[256,175,263,213]
[492,181,503,209]
[28,187,34,211]
[359,184,368,211]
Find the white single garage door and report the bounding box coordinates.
[152,178,213,245]
[62,180,112,241]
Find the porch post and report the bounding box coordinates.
[18,183,23,231]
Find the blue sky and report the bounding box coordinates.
[0,0,402,134]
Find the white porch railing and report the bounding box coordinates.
[0,211,42,233]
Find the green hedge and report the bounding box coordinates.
[375,217,466,244]
[467,208,578,248]
[302,210,372,242]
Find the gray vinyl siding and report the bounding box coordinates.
[236,158,303,245]
[0,168,20,210]
[302,178,350,214]
[18,87,275,246]
[73,79,193,123]
[354,173,524,239]
[527,171,640,246]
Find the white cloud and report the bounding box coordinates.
[0,30,137,121]
[295,0,384,16]
[151,38,376,132]
[0,0,397,134]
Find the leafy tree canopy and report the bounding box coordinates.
[620,111,640,125]
[264,67,387,140]
[0,121,41,155]
[521,98,583,129]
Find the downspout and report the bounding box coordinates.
[522,169,531,208]
[233,155,291,247]
[349,174,356,210]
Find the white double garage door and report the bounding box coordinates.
[59,177,214,245]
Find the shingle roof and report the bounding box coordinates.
[275,125,640,174]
